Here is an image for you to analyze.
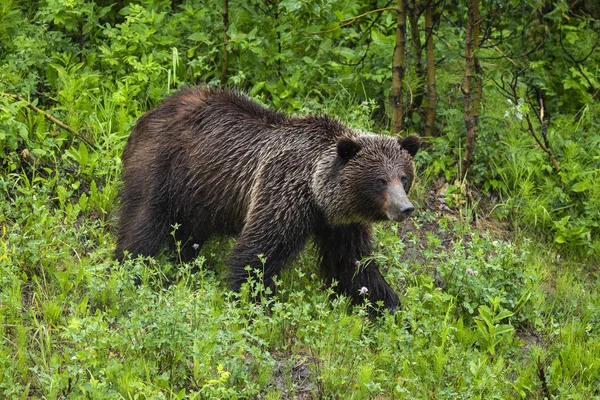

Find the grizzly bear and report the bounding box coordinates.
[116,87,420,312]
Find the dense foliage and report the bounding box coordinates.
[1,0,599,398]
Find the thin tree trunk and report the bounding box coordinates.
[472,0,482,127]
[408,0,425,115]
[461,0,477,180]
[220,0,229,85]
[391,0,407,134]
[424,1,437,137]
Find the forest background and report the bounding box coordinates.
[0,0,599,398]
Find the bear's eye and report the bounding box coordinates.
[401,176,408,188]
[376,178,387,187]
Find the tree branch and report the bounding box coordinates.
[308,7,398,34]
[499,80,561,173]
[2,92,95,149]
[559,27,599,98]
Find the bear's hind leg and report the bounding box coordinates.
[116,200,171,261]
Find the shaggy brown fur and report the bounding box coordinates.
[116,87,420,311]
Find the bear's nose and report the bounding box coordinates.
[400,204,414,218]
[385,185,415,222]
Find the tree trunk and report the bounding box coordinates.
[424,1,437,137]
[391,0,407,134]
[408,0,425,121]
[220,0,229,85]
[472,0,482,127]
[461,0,477,180]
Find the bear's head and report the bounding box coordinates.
[314,133,420,225]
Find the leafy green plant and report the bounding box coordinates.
[474,297,515,355]
[1,0,600,397]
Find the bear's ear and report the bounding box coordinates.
[337,137,362,163]
[399,134,421,157]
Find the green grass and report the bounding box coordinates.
[1,171,599,398]
[1,1,599,397]
[1,81,598,398]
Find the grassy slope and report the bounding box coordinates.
[1,3,599,398]
[1,161,599,398]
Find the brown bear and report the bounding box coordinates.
[116,87,420,312]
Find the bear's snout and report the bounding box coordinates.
[385,185,415,222]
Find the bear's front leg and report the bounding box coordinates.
[228,157,316,292]
[316,223,399,312]
[228,220,311,291]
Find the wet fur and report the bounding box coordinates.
[116,87,418,311]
